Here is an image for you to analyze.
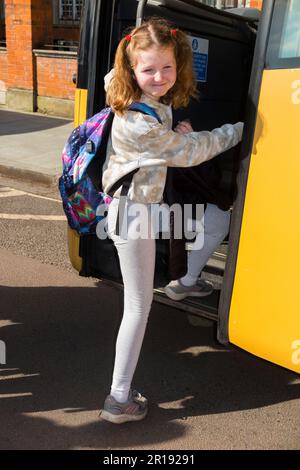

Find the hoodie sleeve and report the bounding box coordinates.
[136,118,243,169]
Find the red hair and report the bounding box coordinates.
[106,18,198,115]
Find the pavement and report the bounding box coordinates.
[0,108,74,186]
[1,246,300,450]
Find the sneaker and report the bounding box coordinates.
[100,389,148,424]
[164,278,214,301]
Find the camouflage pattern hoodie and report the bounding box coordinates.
[102,93,243,204]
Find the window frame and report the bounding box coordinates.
[0,0,5,22]
[198,0,248,8]
[54,0,83,25]
[266,0,300,69]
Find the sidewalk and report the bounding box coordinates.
[0,108,74,185]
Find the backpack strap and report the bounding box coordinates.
[128,102,162,124]
[114,173,136,237]
[109,102,162,236]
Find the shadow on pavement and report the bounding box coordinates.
[0,110,71,136]
[0,284,299,449]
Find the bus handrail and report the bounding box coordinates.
[136,0,148,27]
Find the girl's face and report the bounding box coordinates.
[133,46,177,101]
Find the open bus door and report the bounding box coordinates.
[218,0,300,374]
[67,0,300,375]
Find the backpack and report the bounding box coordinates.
[58,103,161,235]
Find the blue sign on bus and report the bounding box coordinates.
[189,36,209,82]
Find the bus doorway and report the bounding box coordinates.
[64,0,300,377]
[70,0,258,325]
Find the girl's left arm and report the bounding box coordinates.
[138,121,243,168]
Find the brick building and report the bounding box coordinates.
[0,0,81,118]
[0,0,263,119]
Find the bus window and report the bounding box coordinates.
[266,0,300,68]
[279,1,300,59]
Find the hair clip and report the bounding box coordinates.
[170,29,177,37]
[125,34,132,42]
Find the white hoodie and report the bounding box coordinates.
[102,93,243,204]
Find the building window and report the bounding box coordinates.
[199,0,249,8]
[59,0,83,22]
[0,0,5,21]
[0,0,6,46]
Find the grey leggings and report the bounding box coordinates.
[107,199,230,402]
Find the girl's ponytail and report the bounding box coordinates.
[167,28,198,108]
[106,35,141,114]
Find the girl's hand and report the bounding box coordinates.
[174,120,194,134]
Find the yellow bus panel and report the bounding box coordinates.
[67,226,82,272]
[74,88,88,127]
[68,87,88,272]
[229,69,300,373]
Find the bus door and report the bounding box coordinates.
[218,0,300,374]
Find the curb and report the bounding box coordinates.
[0,164,59,187]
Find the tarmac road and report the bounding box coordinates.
[0,176,299,450]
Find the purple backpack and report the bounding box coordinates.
[59,103,161,235]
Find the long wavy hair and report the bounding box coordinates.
[106,18,198,114]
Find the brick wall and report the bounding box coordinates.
[5,0,35,90]
[250,0,263,8]
[0,50,7,85]
[36,54,76,100]
[3,0,76,115]
[0,48,7,104]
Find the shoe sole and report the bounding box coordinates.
[164,286,214,301]
[100,409,147,424]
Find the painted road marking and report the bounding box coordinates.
[0,393,33,398]
[0,186,64,221]
[0,213,65,221]
[0,372,39,380]
[0,188,25,198]
[0,186,60,202]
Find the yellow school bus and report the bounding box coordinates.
[68,0,300,374]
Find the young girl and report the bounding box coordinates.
[100,18,243,424]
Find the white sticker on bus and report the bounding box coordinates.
[291,80,300,104]
[0,340,6,365]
